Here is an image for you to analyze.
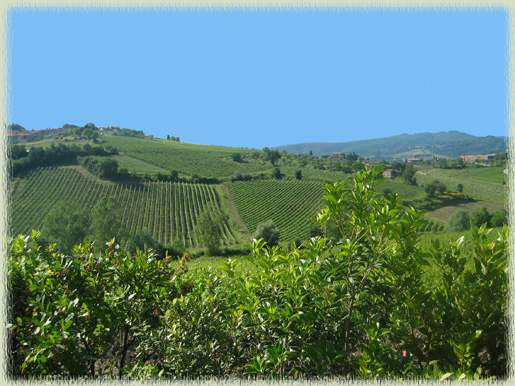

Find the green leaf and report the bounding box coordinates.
[440,373,452,381]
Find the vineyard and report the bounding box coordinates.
[225,180,324,241]
[102,136,270,178]
[111,154,170,175]
[9,166,238,248]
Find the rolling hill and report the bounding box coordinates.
[7,125,507,250]
[276,130,507,159]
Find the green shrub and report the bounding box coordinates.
[252,220,280,246]
[470,207,492,229]
[491,208,508,227]
[8,165,508,380]
[446,210,470,232]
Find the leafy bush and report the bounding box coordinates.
[42,201,91,253]
[470,207,492,229]
[7,232,192,378]
[446,210,470,232]
[127,228,157,253]
[194,212,226,255]
[491,208,508,227]
[8,165,508,380]
[272,167,282,180]
[252,220,280,246]
[424,180,446,198]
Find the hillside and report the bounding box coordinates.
[225,180,324,241]
[7,124,507,252]
[276,130,506,159]
[101,136,268,179]
[9,166,239,248]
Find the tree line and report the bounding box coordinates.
[9,143,118,175]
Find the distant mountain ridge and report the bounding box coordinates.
[275,131,507,160]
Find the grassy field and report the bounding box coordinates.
[375,177,427,199]
[416,166,506,203]
[420,165,507,184]
[426,198,504,223]
[175,225,506,291]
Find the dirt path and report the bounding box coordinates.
[66,165,113,186]
[219,184,250,238]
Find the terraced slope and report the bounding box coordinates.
[224,180,324,241]
[9,166,238,247]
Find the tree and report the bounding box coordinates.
[170,170,179,181]
[252,220,280,246]
[446,210,470,232]
[194,211,226,256]
[42,201,91,253]
[88,197,128,252]
[263,148,281,165]
[456,183,464,193]
[128,228,157,253]
[295,170,302,180]
[424,180,446,198]
[96,158,119,180]
[8,123,26,132]
[402,164,417,186]
[491,209,508,227]
[232,153,243,163]
[272,168,282,180]
[470,207,492,229]
[449,157,465,169]
[9,144,28,160]
[307,222,322,238]
[346,152,358,162]
[28,147,46,165]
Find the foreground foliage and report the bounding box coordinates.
[7,165,508,380]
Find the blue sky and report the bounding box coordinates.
[7,7,508,149]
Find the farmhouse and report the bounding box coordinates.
[460,154,495,162]
[382,168,393,178]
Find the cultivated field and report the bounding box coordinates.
[9,166,238,247]
[102,136,270,178]
[225,179,324,241]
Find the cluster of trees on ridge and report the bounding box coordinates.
[8,122,148,144]
[9,143,118,175]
